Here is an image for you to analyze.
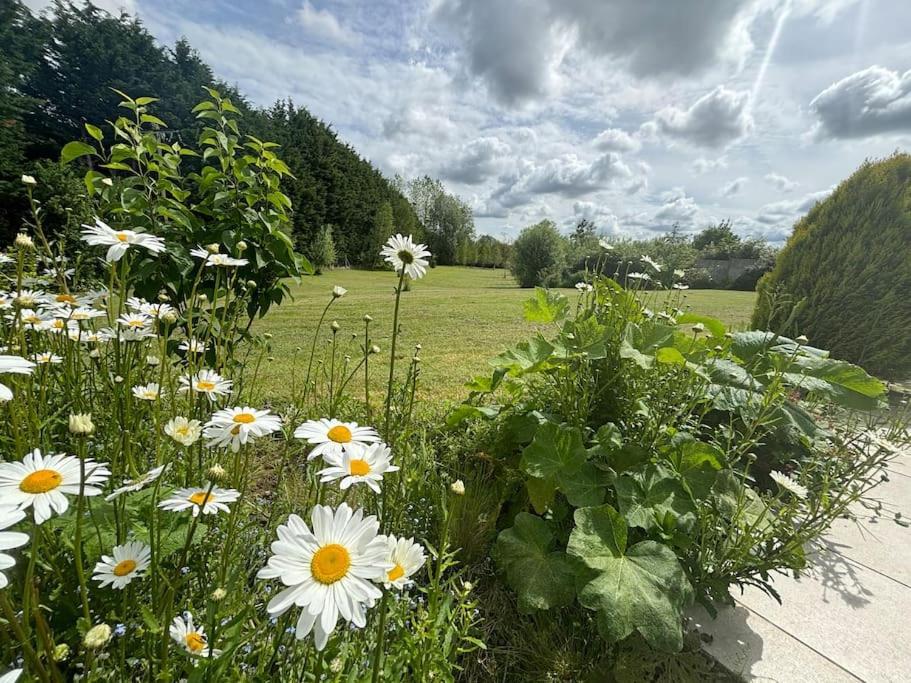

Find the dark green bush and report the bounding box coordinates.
[510,220,567,287]
[752,153,911,378]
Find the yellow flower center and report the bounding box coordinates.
[113,559,137,576]
[189,491,214,506]
[185,632,206,653]
[128,319,145,328]
[327,425,352,443]
[176,426,190,436]
[55,294,77,305]
[349,459,370,476]
[387,564,405,582]
[196,380,216,391]
[115,232,129,242]
[52,320,65,328]
[232,413,256,424]
[20,469,62,494]
[397,249,414,264]
[311,544,351,585]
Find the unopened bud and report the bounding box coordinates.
[207,463,226,481]
[332,285,347,299]
[450,479,465,496]
[246,280,257,289]
[363,314,373,323]
[21,174,37,186]
[53,643,70,661]
[198,293,207,302]
[236,240,248,252]
[795,335,809,345]
[370,345,380,355]
[101,177,114,187]
[83,623,112,650]
[330,320,340,332]
[206,243,220,254]
[69,413,94,435]
[14,233,34,250]
[211,587,227,601]
[161,310,178,324]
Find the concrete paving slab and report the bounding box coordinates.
[690,604,860,682]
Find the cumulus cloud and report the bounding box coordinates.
[593,127,641,152]
[434,0,759,103]
[720,176,749,197]
[296,1,358,45]
[764,172,798,192]
[755,188,832,226]
[652,188,701,229]
[652,86,753,148]
[809,65,911,139]
[439,137,510,184]
[692,156,728,174]
[571,200,620,233]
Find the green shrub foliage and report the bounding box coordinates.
[752,153,911,378]
[511,220,567,287]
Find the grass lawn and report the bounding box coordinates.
[253,267,757,403]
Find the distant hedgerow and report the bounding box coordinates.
[752,153,911,379]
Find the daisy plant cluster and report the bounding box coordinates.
[0,168,479,682]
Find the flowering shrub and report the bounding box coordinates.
[450,261,905,665]
[0,98,481,681]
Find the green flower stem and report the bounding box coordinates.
[384,268,407,437]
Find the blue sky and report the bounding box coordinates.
[25,0,911,242]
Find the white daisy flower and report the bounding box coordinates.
[0,293,12,310]
[158,486,240,517]
[641,255,662,272]
[190,246,249,268]
[672,283,690,290]
[117,312,153,331]
[257,503,390,651]
[0,449,110,524]
[47,292,89,308]
[377,535,426,590]
[140,302,175,320]
[203,406,282,452]
[380,234,431,280]
[32,352,63,365]
[16,308,47,328]
[126,296,149,311]
[317,442,398,493]
[92,541,151,589]
[293,418,380,461]
[164,417,203,446]
[178,338,208,354]
[769,470,808,500]
[0,355,35,401]
[13,289,48,308]
[673,269,686,278]
[178,369,232,401]
[0,507,29,589]
[132,383,161,401]
[105,464,168,501]
[626,272,651,281]
[38,317,74,335]
[574,282,594,292]
[169,613,221,658]
[598,238,614,251]
[81,218,166,263]
[66,307,105,322]
[332,285,347,298]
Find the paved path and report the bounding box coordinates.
[693,440,910,682]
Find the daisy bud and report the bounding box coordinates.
[332,285,347,299]
[53,643,70,661]
[330,320,340,332]
[463,581,473,592]
[691,323,705,333]
[713,345,723,352]
[68,413,94,435]
[363,314,373,322]
[114,375,123,384]
[415,343,422,351]
[101,177,114,187]
[206,243,221,254]
[263,333,273,340]
[83,623,112,650]
[21,174,37,186]
[207,463,227,481]
[330,658,343,674]
[89,349,101,359]
[157,292,170,302]
[246,280,257,289]
[146,355,160,367]
[724,332,734,339]
[450,479,465,496]
[236,240,248,252]
[14,233,34,250]
[161,310,178,324]
[370,345,380,355]
[211,587,227,601]
[796,334,809,345]
[198,293,207,302]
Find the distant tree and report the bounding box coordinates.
[308,224,337,274]
[403,176,475,265]
[692,219,740,256]
[511,220,566,287]
[570,218,596,246]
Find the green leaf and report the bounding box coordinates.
[464,367,507,394]
[526,477,556,514]
[655,347,686,366]
[677,313,726,338]
[671,440,723,500]
[445,403,500,427]
[523,287,568,323]
[615,465,697,533]
[140,113,167,127]
[712,470,772,531]
[495,513,577,612]
[491,335,554,376]
[60,141,96,164]
[557,461,611,507]
[520,422,586,480]
[568,505,692,651]
[84,123,103,141]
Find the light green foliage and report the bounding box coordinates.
[752,153,911,378]
[308,224,337,273]
[510,220,567,288]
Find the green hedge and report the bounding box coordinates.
[752,153,911,379]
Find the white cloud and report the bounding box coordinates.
[593,127,641,152]
[809,65,911,139]
[439,136,511,184]
[296,2,358,45]
[764,172,798,192]
[692,156,729,174]
[755,187,832,226]
[720,176,749,197]
[652,86,753,148]
[652,188,701,229]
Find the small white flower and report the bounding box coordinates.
[158,486,240,517]
[672,283,689,290]
[598,238,614,251]
[189,245,248,267]
[21,174,37,186]
[450,479,465,496]
[164,417,203,446]
[203,406,282,452]
[294,418,380,460]
[317,442,399,493]
[170,613,221,658]
[131,383,161,401]
[178,369,232,401]
[769,470,808,500]
[92,541,151,589]
[641,255,662,273]
[332,285,347,298]
[31,352,62,365]
[377,535,425,590]
[626,272,651,281]
[105,464,168,501]
[673,269,685,278]
[380,234,431,280]
[574,282,594,292]
[178,338,208,354]
[81,218,166,263]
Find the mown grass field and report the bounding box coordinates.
[254,267,757,403]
